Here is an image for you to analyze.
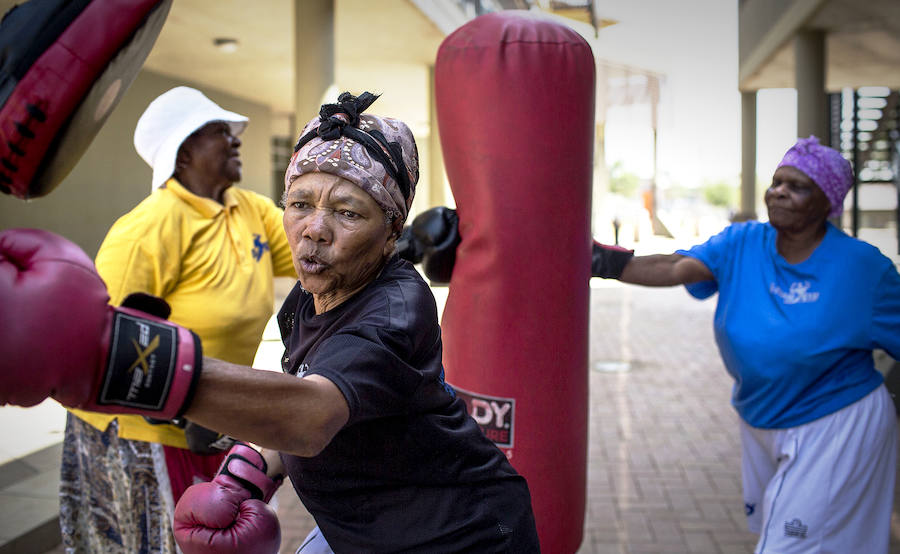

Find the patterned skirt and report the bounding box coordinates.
[59,413,223,554]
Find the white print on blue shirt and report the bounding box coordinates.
[769,281,820,304]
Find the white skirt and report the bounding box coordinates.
[740,384,898,554]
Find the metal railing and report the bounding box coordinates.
[828,88,900,253]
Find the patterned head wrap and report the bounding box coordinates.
[776,136,853,217]
[285,92,419,223]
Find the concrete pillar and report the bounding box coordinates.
[428,65,446,209]
[294,0,335,133]
[739,91,757,221]
[592,121,609,240]
[795,29,826,140]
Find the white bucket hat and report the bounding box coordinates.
[134,86,248,191]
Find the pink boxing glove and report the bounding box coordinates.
[0,228,201,418]
[174,443,283,554]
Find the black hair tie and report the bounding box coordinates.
[315,116,346,141]
[318,92,378,126]
[294,91,380,151]
[292,91,411,201]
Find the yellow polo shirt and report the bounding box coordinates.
[71,178,296,447]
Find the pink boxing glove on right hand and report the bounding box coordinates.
[174,443,283,554]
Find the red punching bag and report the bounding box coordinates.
[435,11,594,553]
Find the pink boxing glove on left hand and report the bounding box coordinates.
[0,228,201,418]
[174,443,283,554]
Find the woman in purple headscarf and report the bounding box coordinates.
[595,136,900,553]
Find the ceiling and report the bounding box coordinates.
[4,0,896,112]
[140,0,445,115]
[136,0,900,104]
[740,0,900,91]
[142,0,293,114]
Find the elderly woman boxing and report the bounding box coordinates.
[594,136,900,554]
[0,92,540,554]
[178,92,541,553]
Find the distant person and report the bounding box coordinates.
[60,86,296,553]
[593,136,900,553]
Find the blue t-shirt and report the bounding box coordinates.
[677,221,900,429]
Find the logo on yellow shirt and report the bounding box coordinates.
[252,234,270,262]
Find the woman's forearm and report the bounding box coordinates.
[183,358,349,457]
[619,253,713,286]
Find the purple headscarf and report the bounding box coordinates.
[776,136,853,217]
[284,92,418,223]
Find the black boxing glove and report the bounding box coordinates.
[591,241,634,279]
[396,206,461,283]
[413,207,460,284]
[396,224,425,264]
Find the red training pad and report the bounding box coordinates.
[436,11,594,553]
[0,0,171,199]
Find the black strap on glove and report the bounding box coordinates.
[143,417,235,455]
[591,241,634,279]
[121,291,172,318]
[183,421,237,455]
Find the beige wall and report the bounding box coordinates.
[336,62,450,219]
[0,70,273,258]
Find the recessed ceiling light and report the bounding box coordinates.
[213,37,239,53]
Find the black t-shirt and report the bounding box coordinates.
[277,256,539,553]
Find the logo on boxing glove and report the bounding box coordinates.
[99,312,182,409]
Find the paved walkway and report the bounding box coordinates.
[579,283,755,553]
[17,280,900,553]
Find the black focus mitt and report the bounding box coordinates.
[0,0,171,199]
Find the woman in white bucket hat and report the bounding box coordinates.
[135,86,248,193]
[60,86,297,554]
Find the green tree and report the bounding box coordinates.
[702,180,738,208]
[608,161,641,197]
